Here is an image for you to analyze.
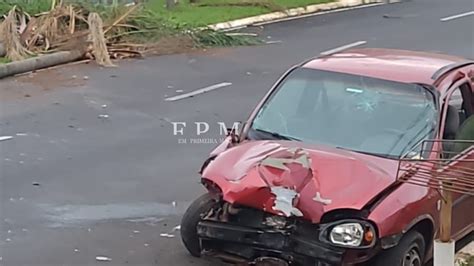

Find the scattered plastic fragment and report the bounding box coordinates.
[5,238,11,242]
[101,104,107,108]
[98,114,109,119]
[32,182,41,186]
[133,230,140,234]
[172,201,177,207]
[172,225,181,232]
[74,249,79,252]
[159,233,175,238]
[0,136,13,142]
[96,256,111,262]
[160,224,181,238]
[175,90,184,93]
[83,76,89,80]
[15,133,28,136]
[144,243,149,247]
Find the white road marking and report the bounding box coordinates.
[440,11,474,22]
[320,41,367,56]
[164,82,232,102]
[253,3,383,27]
[266,40,283,44]
[0,136,13,142]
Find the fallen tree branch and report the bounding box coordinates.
[0,50,84,79]
[104,4,140,34]
[1,7,30,61]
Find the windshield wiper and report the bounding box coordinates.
[336,147,399,160]
[252,128,301,141]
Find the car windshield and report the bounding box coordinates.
[249,68,438,159]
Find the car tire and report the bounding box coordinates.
[370,230,426,266]
[180,193,216,257]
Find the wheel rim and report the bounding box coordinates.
[403,247,422,266]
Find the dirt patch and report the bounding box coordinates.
[146,36,197,56]
[15,68,85,91]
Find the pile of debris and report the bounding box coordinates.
[0,2,146,66]
[0,2,259,78]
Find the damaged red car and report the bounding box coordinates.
[181,49,474,266]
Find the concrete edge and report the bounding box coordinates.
[208,0,398,31]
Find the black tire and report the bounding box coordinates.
[181,193,216,257]
[370,231,426,266]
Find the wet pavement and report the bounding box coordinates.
[1,0,473,265]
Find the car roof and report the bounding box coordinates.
[302,48,469,86]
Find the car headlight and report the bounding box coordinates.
[330,223,364,246]
[326,221,376,248]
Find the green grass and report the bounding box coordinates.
[0,0,332,56]
[0,0,51,15]
[0,57,11,64]
[457,256,474,266]
[146,0,334,26]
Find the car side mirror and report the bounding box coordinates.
[226,121,244,144]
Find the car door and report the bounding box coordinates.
[440,77,474,240]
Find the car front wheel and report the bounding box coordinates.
[180,193,216,257]
[370,231,426,266]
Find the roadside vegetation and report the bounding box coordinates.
[146,0,333,25]
[0,0,262,68]
[0,57,11,64]
[457,253,474,266]
[0,0,334,69]
[1,0,334,27]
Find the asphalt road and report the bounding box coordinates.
[0,0,473,265]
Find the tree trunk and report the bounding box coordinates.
[0,50,84,79]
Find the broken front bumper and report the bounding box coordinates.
[197,220,345,265]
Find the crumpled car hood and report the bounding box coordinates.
[202,140,399,223]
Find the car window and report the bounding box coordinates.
[250,68,438,158]
[444,82,474,155]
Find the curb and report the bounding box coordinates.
[208,0,397,31]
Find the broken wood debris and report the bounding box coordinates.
[0,3,147,70]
